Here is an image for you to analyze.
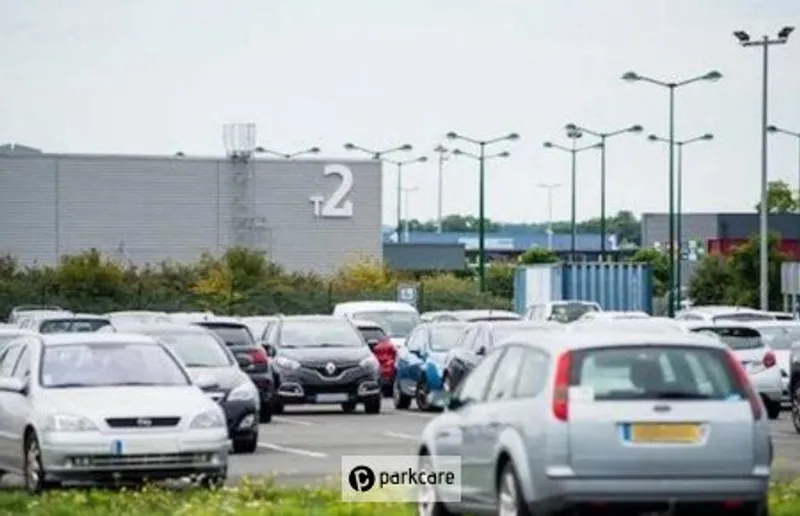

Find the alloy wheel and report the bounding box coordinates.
[417,456,437,516]
[25,437,42,494]
[498,470,519,516]
[416,381,429,410]
[792,387,800,432]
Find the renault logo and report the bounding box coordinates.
[325,362,336,375]
[136,418,152,427]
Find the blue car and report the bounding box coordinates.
[392,322,468,411]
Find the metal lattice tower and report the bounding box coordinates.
[222,123,269,251]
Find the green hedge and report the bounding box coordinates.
[1,480,799,515]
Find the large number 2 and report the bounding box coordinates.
[321,164,354,218]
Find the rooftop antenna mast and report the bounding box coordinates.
[223,123,267,251]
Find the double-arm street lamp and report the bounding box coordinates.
[383,156,429,241]
[734,26,794,311]
[564,123,643,260]
[622,69,722,316]
[544,130,603,262]
[255,146,320,159]
[768,125,800,214]
[537,183,562,250]
[447,131,519,292]
[648,133,714,297]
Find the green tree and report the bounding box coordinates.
[755,180,798,213]
[687,255,735,306]
[518,248,560,264]
[629,248,669,296]
[485,263,514,300]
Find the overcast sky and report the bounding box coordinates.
[2,0,799,225]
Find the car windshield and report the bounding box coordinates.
[0,335,21,353]
[39,319,110,333]
[280,319,364,348]
[149,331,232,367]
[690,327,764,350]
[757,326,800,350]
[40,342,190,388]
[571,345,743,400]
[430,325,467,351]
[351,311,420,338]
[200,324,255,347]
[548,302,599,323]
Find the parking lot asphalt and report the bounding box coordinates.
[3,398,800,488]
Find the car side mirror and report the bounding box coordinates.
[262,343,277,357]
[367,339,379,350]
[0,377,27,395]
[237,355,253,368]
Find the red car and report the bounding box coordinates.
[354,320,396,396]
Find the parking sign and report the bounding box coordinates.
[396,283,419,307]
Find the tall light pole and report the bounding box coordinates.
[648,133,714,297]
[383,156,428,241]
[447,131,519,292]
[622,69,722,316]
[343,142,414,241]
[255,146,321,159]
[537,183,562,250]
[401,185,419,242]
[564,123,643,260]
[767,125,800,215]
[544,130,603,261]
[433,145,450,233]
[735,26,794,311]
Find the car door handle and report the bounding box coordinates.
[436,431,454,438]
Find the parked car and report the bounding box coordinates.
[576,310,650,321]
[685,322,783,419]
[193,318,274,421]
[352,319,396,397]
[417,331,771,515]
[104,311,170,325]
[263,315,382,414]
[675,305,777,323]
[421,310,522,323]
[333,301,420,347]
[7,305,67,325]
[0,327,36,354]
[393,321,468,411]
[571,317,688,334]
[100,322,265,448]
[240,316,279,343]
[442,320,565,392]
[33,314,111,334]
[0,332,229,492]
[524,300,601,323]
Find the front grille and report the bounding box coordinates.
[300,359,360,369]
[69,452,210,467]
[105,417,181,428]
[308,364,359,377]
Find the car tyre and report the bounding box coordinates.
[199,469,227,489]
[272,400,284,415]
[233,435,258,454]
[765,398,781,420]
[416,379,431,411]
[497,462,532,516]
[382,382,393,398]
[260,404,273,424]
[442,374,453,393]
[417,453,453,516]
[341,402,357,413]
[393,377,411,409]
[364,396,382,414]
[24,432,59,494]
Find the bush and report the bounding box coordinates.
[0,248,511,318]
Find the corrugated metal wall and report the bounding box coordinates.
[0,154,382,274]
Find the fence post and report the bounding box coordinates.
[327,281,333,312]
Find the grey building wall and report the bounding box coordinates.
[0,154,382,274]
[641,213,720,247]
[717,213,800,240]
[383,243,465,271]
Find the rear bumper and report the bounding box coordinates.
[751,369,783,402]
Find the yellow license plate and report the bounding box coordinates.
[630,423,701,443]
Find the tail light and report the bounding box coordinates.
[552,351,571,422]
[763,351,776,369]
[247,347,269,365]
[724,348,762,420]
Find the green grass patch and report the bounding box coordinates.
[0,478,799,515]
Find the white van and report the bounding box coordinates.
[333,301,420,348]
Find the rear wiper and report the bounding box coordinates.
[47,382,93,389]
[317,343,350,348]
[653,392,712,400]
[108,381,174,386]
[184,363,215,368]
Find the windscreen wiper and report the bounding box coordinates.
[653,392,713,400]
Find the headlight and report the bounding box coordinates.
[228,381,258,402]
[190,408,226,429]
[275,356,300,370]
[360,355,379,369]
[45,414,98,432]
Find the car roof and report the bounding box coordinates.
[0,328,35,336]
[571,318,688,333]
[420,321,470,329]
[38,314,109,321]
[111,322,207,333]
[194,318,247,327]
[280,315,348,323]
[475,320,565,330]
[447,309,521,319]
[503,330,725,353]
[38,332,159,347]
[684,320,800,330]
[334,301,418,313]
[679,305,763,315]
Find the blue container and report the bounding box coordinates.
[513,264,563,314]
[561,262,653,313]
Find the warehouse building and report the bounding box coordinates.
[0,150,382,274]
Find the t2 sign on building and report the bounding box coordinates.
[310,164,354,218]
[397,283,419,309]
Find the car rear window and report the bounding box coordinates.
[549,303,599,323]
[358,327,386,343]
[712,312,774,322]
[198,324,255,347]
[690,326,764,350]
[39,319,110,333]
[570,345,744,400]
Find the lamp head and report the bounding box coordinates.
[701,133,714,141]
[767,125,779,133]
[647,134,659,141]
[733,30,750,43]
[343,143,355,150]
[566,129,583,139]
[452,148,464,155]
[497,151,511,158]
[175,151,185,157]
[564,123,578,131]
[778,26,794,40]
[446,132,458,140]
[703,70,723,82]
[400,144,413,151]
[308,147,321,153]
[629,125,644,133]
[506,133,520,141]
[417,156,428,163]
[543,142,553,148]
[621,71,640,82]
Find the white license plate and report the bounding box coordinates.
[316,393,349,403]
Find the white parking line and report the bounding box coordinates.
[391,410,434,419]
[258,442,328,458]
[273,416,314,426]
[383,431,418,441]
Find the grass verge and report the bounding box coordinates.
[0,478,798,515]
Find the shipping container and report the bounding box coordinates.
[707,238,800,260]
[513,262,653,314]
[561,262,653,313]
[513,264,563,313]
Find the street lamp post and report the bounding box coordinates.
[543,130,603,261]
[621,69,722,316]
[564,123,643,260]
[734,26,794,311]
[433,145,450,233]
[401,186,419,242]
[447,131,519,292]
[343,142,414,242]
[648,133,714,298]
[537,183,562,250]
[384,156,428,242]
[767,125,800,218]
[255,146,321,159]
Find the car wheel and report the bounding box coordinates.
[765,398,781,420]
[497,462,532,516]
[382,382,393,398]
[416,379,430,411]
[233,436,258,454]
[417,454,453,516]
[260,404,273,424]
[24,432,58,494]
[364,396,382,414]
[272,400,284,415]
[341,402,357,413]
[442,374,453,393]
[393,377,411,409]
[199,469,227,489]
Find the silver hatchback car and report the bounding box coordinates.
[417,331,772,516]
